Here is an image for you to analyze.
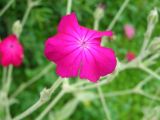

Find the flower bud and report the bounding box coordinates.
[147,8,159,25]
[126,51,136,62]
[145,8,159,39]
[12,20,22,37]
[94,3,105,21]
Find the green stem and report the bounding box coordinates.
[18,0,39,37]
[5,65,13,93]
[103,89,160,102]
[12,64,53,98]
[21,5,32,29]
[107,0,130,30]
[97,84,112,120]
[3,65,13,120]
[13,99,42,120]
[105,89,133,97]
[2,67,7,87]
[136,68,160,89]
[13,78,62,120]
[78,73,117,91]
[35,91,65,120]
[49,77,61,94]
[94,19,99,30]
[139,91,160,102]
[0,0,15,17]
[140,23,154,59]
[66,0,72,15]
[140,63,160,81]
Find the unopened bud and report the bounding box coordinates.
[94,3,106,21]
[145,8,159,39]
[148,8,159,25]
[28,0,41,8]
[12,20,22,37]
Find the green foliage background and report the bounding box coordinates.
[0,0,160,120]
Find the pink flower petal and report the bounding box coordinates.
[45,33,79,62]
[58,13,80,38]
[80,46,116,82]
[80,26,113,40]
[45,33,82,77]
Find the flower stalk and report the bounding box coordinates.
[12,63,53,98]
[13,78,62,120]
[0,0,15,17]
[66,0,72,15]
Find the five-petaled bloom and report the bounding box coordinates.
[44,13,117,82]
[124,24,135,40]
[0,34,24,67]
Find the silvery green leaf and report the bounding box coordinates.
[54,98,79,120]
[48,112,56,120]
[76,91,97,102]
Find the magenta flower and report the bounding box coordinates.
[0,34,24,67]
[124,24,135,39]
[44,13,117,82]
[126,51,135,62]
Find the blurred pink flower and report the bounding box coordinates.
[126,51,135,62]
[0,35,23,67]
[124,24,135,39]
[44,13,117,82]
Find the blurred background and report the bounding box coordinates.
[0,0,160,120]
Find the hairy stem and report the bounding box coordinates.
[5,65,13,93]
[107,0,131,30]
[2,67,7,87]
[35,91,65,120]
[21,5,32,30]
[140,23,154,58]
[94,19,99,30]
[3,65,13,120]
[0,0,15,17]
[12,64,53,98]
[105,89,133,97]
[66,0,72,15]
[97,84,112,120]
[136,68,160,89]
[13,78,62,120]
[140,63,160,81]
[13,99,43,120]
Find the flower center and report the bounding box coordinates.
[10,44,14,48]
[80,40,88,48]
